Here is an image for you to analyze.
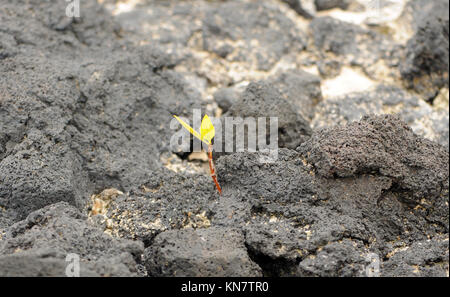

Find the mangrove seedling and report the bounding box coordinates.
[173,114,222,195]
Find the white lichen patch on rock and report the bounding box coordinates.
[141,218,164,231]
[160,152,208,175]
[321,67,376,98]
[434,88,449,111]
[110,0,143,16]
[183,211,211,229]
[88,189,165,239]
[89,188,123,217]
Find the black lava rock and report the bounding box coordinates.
[0,202,144,276]
[144,227,262,277]
[400,0,449,101]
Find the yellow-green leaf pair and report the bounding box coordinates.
[173,114,215,145]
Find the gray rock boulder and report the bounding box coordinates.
[144,227,262,277]
[0,202,144,276]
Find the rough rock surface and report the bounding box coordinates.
[0,0,448,277]
[312,85,449,148]
[0,202,144,276]
[399,0,449,101]
[214,87,241,114]
[282,0,316,19]
[267,69,323,120]
[88,169,215,245]
[300,115,449,203]
[224,82,312,151]
[201,1,306,71]
[0,2,204,221]
[144,227,262,277]
[309,16,400,80]
[216,115,448,276]
[382,235,449,277]
[315,0,351,11]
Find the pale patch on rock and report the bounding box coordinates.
[89,188,123,217]
[321,67,376,98]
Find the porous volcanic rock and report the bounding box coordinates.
[0,0,448,278]
[399,0,449,101]
[144,227,262,277]
[0,202,144,277]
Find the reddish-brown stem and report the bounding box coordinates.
[208,143,222,195]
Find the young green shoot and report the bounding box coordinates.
[173,114,222,195]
